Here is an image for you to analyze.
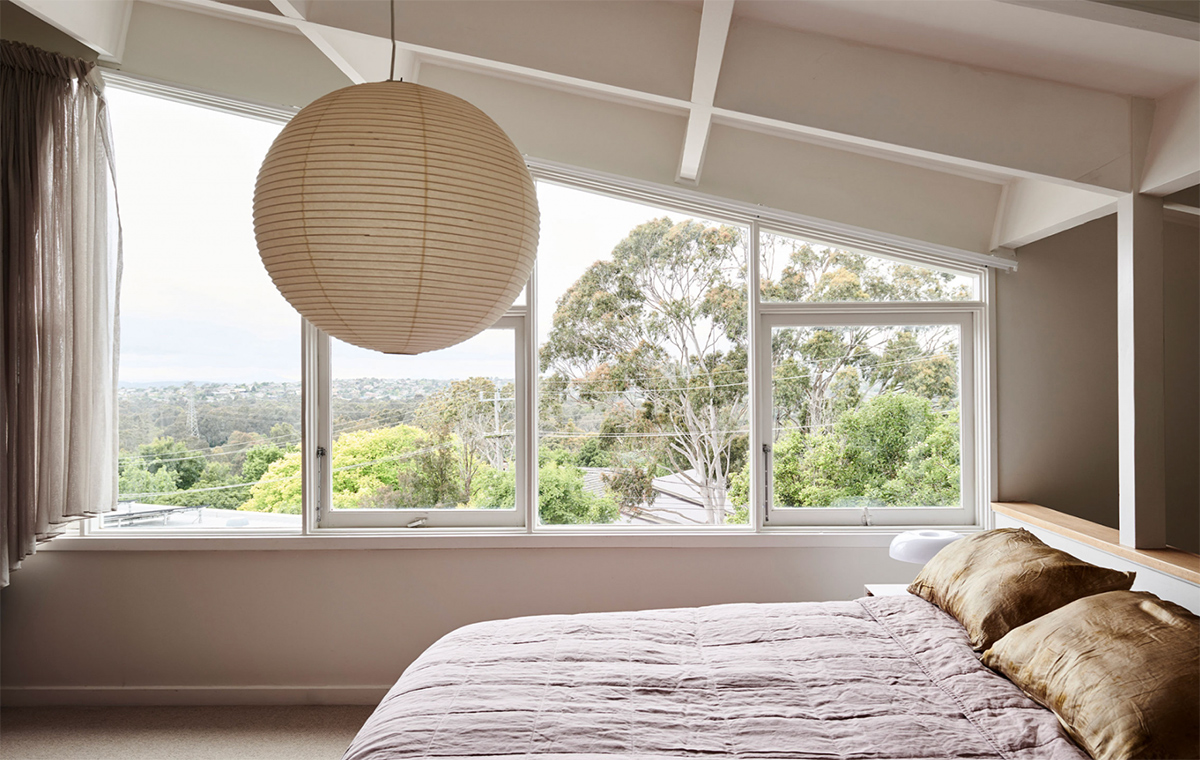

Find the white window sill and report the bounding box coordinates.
[40,526,981,551]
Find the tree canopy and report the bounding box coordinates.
[116,222,967,526]
[540,217,747,524]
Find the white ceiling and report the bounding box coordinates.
[10,0,1196,253]
[734,0,1199,100]
[193,0,1200,100]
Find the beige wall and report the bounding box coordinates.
[998,214,1199,552]
[0,1,98,61]
[1163,220,1200,552]
[0,544,909,703]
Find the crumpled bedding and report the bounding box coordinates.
[344,595,1089,759]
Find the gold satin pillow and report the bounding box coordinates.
[982,591,1199,760]
[907,528,1135,649]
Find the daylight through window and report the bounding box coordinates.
[102,84,988,535]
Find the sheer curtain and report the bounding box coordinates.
[1,41,121,587]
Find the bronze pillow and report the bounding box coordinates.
[982,590,1199,760]
[907,527,1135,649]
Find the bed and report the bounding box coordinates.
[344,510,1199,760]
[345,594,1087,759]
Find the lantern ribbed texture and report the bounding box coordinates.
[253,81,539,355]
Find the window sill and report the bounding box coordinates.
[41,526,981,552]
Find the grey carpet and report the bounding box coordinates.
[0,705,374,759]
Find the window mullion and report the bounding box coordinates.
[302,318,330,534]
[524,267,537,532]
[749,219,766,531]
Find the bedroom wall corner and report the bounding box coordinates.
[997,213,1199,553]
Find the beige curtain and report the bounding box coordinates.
[1,41,121,587]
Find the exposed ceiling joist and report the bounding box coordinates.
[678,0,734,183]
[135,0,1198,211]
[991,178,1116,250]
[13,0,133,60]
[1141,82,1200,195]
[269,0,365,84]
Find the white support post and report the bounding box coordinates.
[1117,193,1167,549]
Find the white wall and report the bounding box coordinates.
[0,544,910,704]
[997,215,1199,552]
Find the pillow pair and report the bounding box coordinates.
[907,527,1135,650]
[908,528,1198,760]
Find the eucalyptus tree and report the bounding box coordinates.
[541,218,748,524]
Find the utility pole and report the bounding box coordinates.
[186,394,199,440]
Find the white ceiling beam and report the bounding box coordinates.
[143,0,1187,199]
[678,0,734,183]
[313,24,416,85]
[269,0,368,84]
[990,177,1117,250]
[13,0,133,61]
[1140,83,1200,196]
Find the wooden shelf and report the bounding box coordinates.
[992,502,1200,585]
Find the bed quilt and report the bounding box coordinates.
[344,595,1088,759]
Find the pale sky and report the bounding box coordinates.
[108,86,693,385]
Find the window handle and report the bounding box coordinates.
[762,443,771,524]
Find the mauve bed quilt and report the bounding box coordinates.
[344,595,1088,759]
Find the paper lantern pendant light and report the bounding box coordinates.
[253,81,539,355]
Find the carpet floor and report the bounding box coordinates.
[0,705,375,759]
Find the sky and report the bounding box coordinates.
[108,86,697,385]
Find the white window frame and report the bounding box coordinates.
[753,305,982,528]
[312,311,534,530]
[87,77,1009,540]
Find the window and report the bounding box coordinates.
[99,83,992,537]
[534,185,749,527]
[751,230,982,527]
[105,86,300,532]
[316,326,529,528]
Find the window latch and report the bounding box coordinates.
[762,443,771,524]
[407,517,428,529]
[315,446,326,526]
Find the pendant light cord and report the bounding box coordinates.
[388,0,398,82]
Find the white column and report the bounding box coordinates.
[1117,193,1167,548]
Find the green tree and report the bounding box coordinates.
[730,392,959,509]
[537,452,619,525]
[135,437,205,490]
[118,458,178,500]
[160,461,245,510]
[241,451,301,513]
[761,237,965,429]
[241,424,470,514]
[415,377,513,504]
[541,218,747,524]
[242,445,285,483]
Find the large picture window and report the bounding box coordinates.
[100,83,991,537]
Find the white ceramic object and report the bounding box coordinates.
[889,529,962,564]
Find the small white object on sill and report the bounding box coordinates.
[889,529,962,564]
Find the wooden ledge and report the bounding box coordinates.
[992,502,1200,586]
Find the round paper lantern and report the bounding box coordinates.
[253,81,539,355]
